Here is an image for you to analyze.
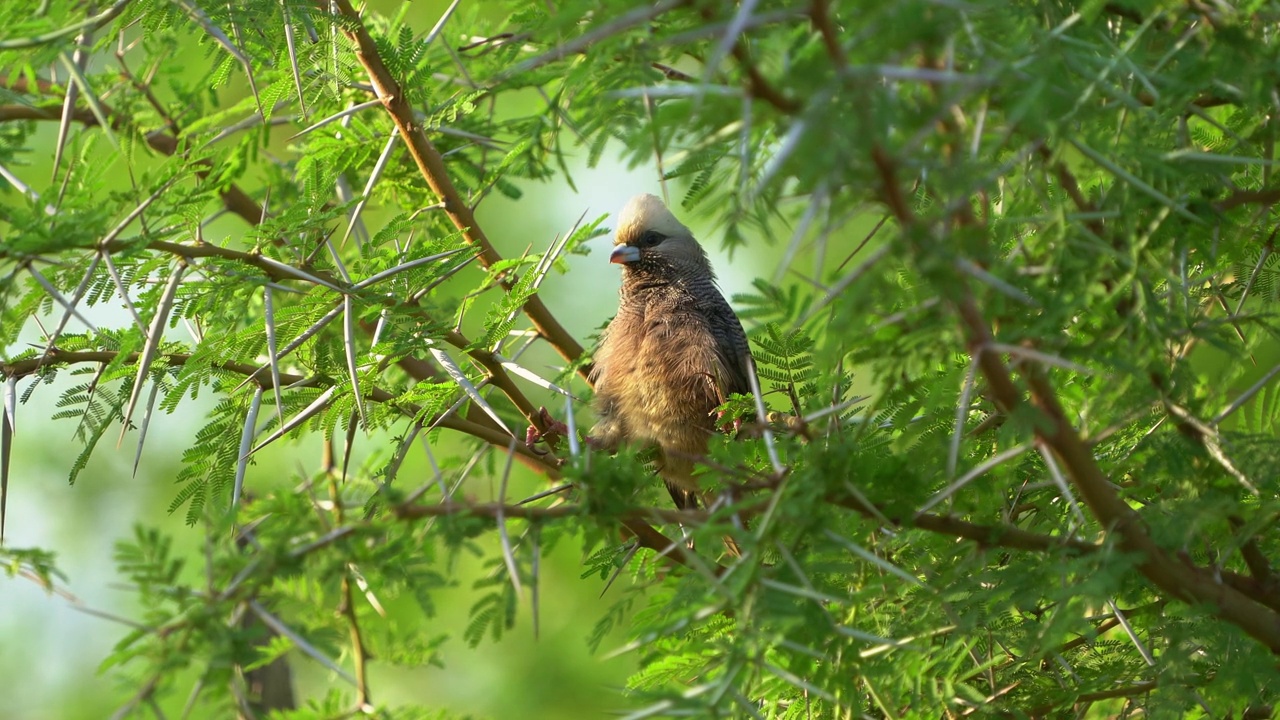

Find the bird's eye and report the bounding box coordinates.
[638,231,667,248]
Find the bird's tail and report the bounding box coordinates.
[661,456,743,558]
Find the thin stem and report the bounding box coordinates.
[326,0,588,377]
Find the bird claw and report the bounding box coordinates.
[525,407,570,454]
[524,424,549,454]
[715,410,743,435]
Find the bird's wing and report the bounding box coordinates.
[703,297,754,399]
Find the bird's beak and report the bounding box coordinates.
[610,245,641,264]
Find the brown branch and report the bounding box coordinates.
[1101,2,1147,25]
[0,78,555,432]
[395,501,579,521]
[1220,567,1280,613]
[1026,680,1158,715]
[810,0,846,69]
[140,133,264,229]
[1057,601,1165,656]
[619,515,725,575]
[1038,146,1106,240]
[651,62,695,82]
[6,236,550,432]
[0,348,561,477]
[341,573,372,709]
[393,500,724,574]
[847,483,1280,614]
[873,144,1280,653]
[1229,515,1276,589]
[326,0,588,379]
[1136,90,1235,109]
[0,76,265,229]
[847,482,1278,612]
[825,484,1098,555]
[914,510,1097,555]
[696,5,800,114]
[737,51,800,114]
[1215,187,1280,212]
[1059,617,1122,656]
[116,50,181,143]
[1036,145,1142,317]
[328,471,372,710]
[395,500,695,525]
[235,549,295,717]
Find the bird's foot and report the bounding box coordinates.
[526,407,610,454]
[524,424,548,454]
[525,407,569,454]
[715,410,744,435]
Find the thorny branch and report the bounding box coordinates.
[327,471,373,711]
[0,348,558,475]
[7,1,1280,713]
[326,0,589,378]
[872,145,1280,654]
[0,76,265,229]
[0,349,727,575]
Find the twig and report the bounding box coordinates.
[0,349,561,476]
[326,0,588,378]
[697,5,800,113]
[0,0,133,50]
[0,76,265,230]
[873,142,1280,653]
[393,500,723,574]
[810,0,846,69]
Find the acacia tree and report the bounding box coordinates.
[3,0,1280,716]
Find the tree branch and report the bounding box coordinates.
[7,338,800,585]
[0,348,560,477]
[395,499,721,575]
[394,499,697,525]
[326,0,588,378]
[0,76,265,229]
[0,236,551,433]
[697,5,801,114]
[1230,515,1276,589]
[810,0,846,70]
[873,144,1280,654]
[1026,680,1158,715]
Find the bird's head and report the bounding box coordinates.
[610,194,712,278]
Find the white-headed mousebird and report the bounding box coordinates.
[590,194,755,516]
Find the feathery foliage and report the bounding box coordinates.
[3,0,1280,717]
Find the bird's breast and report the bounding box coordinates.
[593,297,724,453]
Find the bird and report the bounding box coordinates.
[590,193,754,511]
